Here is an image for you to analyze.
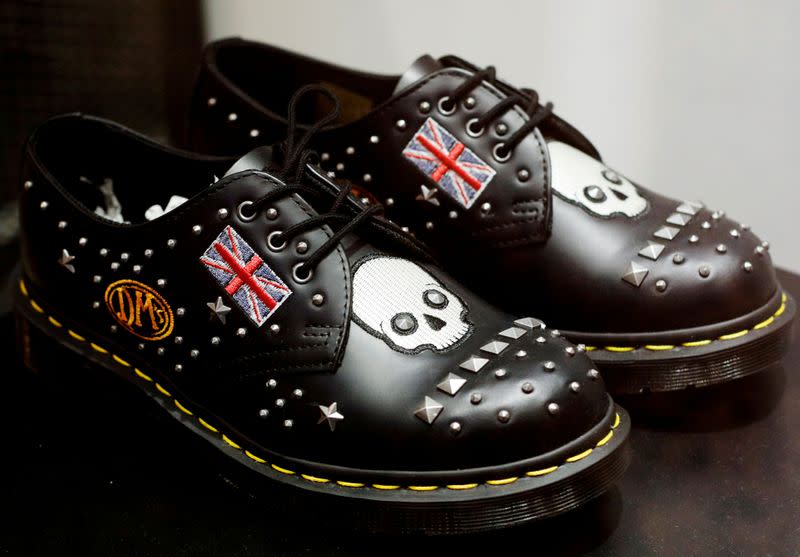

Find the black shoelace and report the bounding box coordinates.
[243,85,381,281]
[441,66,554,159]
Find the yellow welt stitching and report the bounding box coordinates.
[112,354,130,367]
[244,450,266,463]
[30,300,44,313]
[47,316,62,328]
[584,346,596,351]
[486,477,518,486]
[222,435,241,450]
[644,344,675,351]
[336,481,364,488]
[301,474,330,483]
[566,448,593,463]
[134,368,152,382]
[89,342,108,354]
[775,303,786,317]
[446,483,479,490]
[155,383,172,397]
[408,485,439,491]
[782,292,787,303]
[271,464,295,475]
[526,466,558,477]
[754,316,774,330]
[718,329,749,341]
[596,430,614,447]
[371,484,400,490]
[174,400,193,416]
[19,280,28,297]
[682,339,712,347]
[198,418,219,433]
[613,413,621,429]
[67,329,86,342]
[604,346,635,352]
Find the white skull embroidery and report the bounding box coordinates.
[352,256,471,353]
[548,141,647,218]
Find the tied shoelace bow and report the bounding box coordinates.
[441,66,554,159]
[243,85,381,281]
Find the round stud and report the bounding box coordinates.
[132,265,141,274]
[361,197,370,205]
[296,241,309,254]
[448,210,458,219]
[551,329,561,337]
[144,249,154,258]
[741,224,750,231]
[110,325,118,333]
[283,419,293,429]
[176,307,185,317]
[521,382,534,394]
[536,336,546,344]
[755,245,765,256]
[698,265,711,278]
[497,409,511,423]
[494,368,507,379]
[480,202,491,213]
[266,208,279,220]
[137,343,145,351]
[57,220,67,230]
[192,225,202,236]
[321,152,330,161]
[715,244,727,254]
[419,100,431,113]
[258,408,269,418]
[99,248,109,257]
[174,364,183,373]
[236,327,247,337]
[730,229,740,238]
[688,235,699,244]
[565,346,576,357]
[464,96,477,109]
[602,169,623,185]
[576,344,586,353]
[249,129,260,138]
[275,398,285,408]
[270,324,281,334]
[655,279,668,292]
[346,146,355,155]
[395,119,407,130]
[588,369,600,380]
[93,275,102,283]
[211,336,221,346]
[449,421,462,435]
[267,379,277,389]
[39,201,48,210]
[23,180,33,190]
[517,169,530,181]
[515,350,528,359]
[110,262,120,271]
[292,388,303,399]
[157,278,167,287]
[190,349,199,359]
[157,347,165,356]
[227,113,237,122]
[543,361,556,371]
[762,241,770,250]
[217,208,229,219]
[570,381,581,393]
[312,293,325,306]
[547,402,560,415]
[425,221,434,230]
[327,171,336,179]
[495,122,508,135]
[78,237,87,247]
[174,336,183,345]
[673,253,686,264]
[336,162,344,172]
[207,97,217,106]
[167,239,177,249]
[121,252,130,262]
[92,301,100,309]
[370,135,380,144]
[385,197,394,207]
[743,261,753,272]
[362,173,372,183]
[470,392,482,405]
[701,221,711,230]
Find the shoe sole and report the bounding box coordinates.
[14,274,630,535]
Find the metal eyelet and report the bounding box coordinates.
[493,143,512,162]
[237,200,256,222]
[438,96,456,115]
[466,118,485,138]
[267,231,286,251]
[292,262,313,284]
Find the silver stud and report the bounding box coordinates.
[292,388,303,399]
[515,317,544,329]
[521,382,534,394]
[190,349,199,359]
[270,324,281,334]
[415,396,444,424]
[463,96,476,109]
[99,248,109,257]
[93,275,102,283]
[336,162,345,171]
[174,336,183,345]
[470,392,482,405]
[494,368,507,379]
[137,343,145,350]
[543,361,556,372]
[401,226,409,233]
[419,100,431,113]
[570,381,581,393]
[92,301,100,309]
[673,253,686,264]
[763,240,771,249]
[236,327,247,337]
[515,350,528,358]
[363,173,372,183]
[248,128,260,138]
[327,171,336,179]
[743,261,753,272]
[266,208,279,220]
[317,402,344,431]
[157,278,166,288]
[207,296,231,324]
[416,184,440,206]
[211,336,221,346]
[741,224,750,231]
[346,146,355,155]
[275,398,285,408]
[638,242,665,261]
[425,221,434,230]
[258,408,269,418]
[320,152,330,161]
[565,346,576,357]
[77,237,87,247]
[584,185,606,202]
[459,356,489,373]
[360,197,370,205]
[227,113,237,122]
[23,180,33,190]
[712,211,722,220]
[167,239,177,249]
[551,329,561,337]
[497,410,511,423]
[730,229,740,238]
[588,369,600,380]
[499,326,527,340]
[267,379,277,389]
[296,241,309,254]
[656,279,668,292]
[716,244,727,254]
[622,261,649,287]
[217,208,229,220]
[547,402,560,415]
[370,135,379,144]
[207,97,217,106]
[39,201,48,210]
[699,265,711,278]
[192,225,202,235]
[110,262,119,271]
[176,307,185,317]
[666,213,692,226]
[480,202,492,213]
[654,226,680,240]
[157,347,165,356]
[57,220,67,230]
[174,364,183,373]
[385,197,394,207]
[449,421,462,435]
[395,119,407,130]
[495,122,508,135]
[437,373,467,396]
[517,168,530,181]
[536,336,546,344]
[110,325,118,333]
[283,419,293,429]
[676,202,700,216]
[312,293,325,306]
[144,249,154,258]
[58,249,76,273]
[480,340,509,355]
[755,245,765,256]
[132,265,142,274]
[701,221,711,230]
[689,235,699,244]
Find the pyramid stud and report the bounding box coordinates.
[514,317,544,330]
[317,402,344,431]
[666,213,692,226]
[622,261,649,287]
[676,202,700,216]
[416,184,440,206]
[459,356,489,373]
[638,241,665,261]
[498,326,527,340]
[653,226,680,240]
[58,249,76,273]
[480,340,509,355]
[437,373,467,396]
[415,396,444,424]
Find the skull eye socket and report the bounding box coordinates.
[602,169,623,185]
[583,185,607,203]
[391,312,418,335]
[423,289,449,309]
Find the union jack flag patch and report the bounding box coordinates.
[402,117,496,209]
[200,225,292,327]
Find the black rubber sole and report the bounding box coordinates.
[576,292,795,394]
[14,275,630,535]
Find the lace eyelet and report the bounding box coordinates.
[438,96,456,116]
[493,143,512,162]
[237,200,256,222]
[267,230,286,251]
[466,118,485,138]
[292,262,314,284]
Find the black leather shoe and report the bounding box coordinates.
[187,38,796,394]
[15,108,629,534]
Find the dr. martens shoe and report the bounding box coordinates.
[15,106,629,534]
[188,38,795,394]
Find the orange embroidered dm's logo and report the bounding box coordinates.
[104,280,174,341]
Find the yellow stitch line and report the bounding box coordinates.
[112,354,130,367]
[271,464,295,475]
[19,280,28,297]
[719,329,749,341]
[604,346,635,352]
[782,292,787,303]
[371,484,400,490]
[155,383,172,397]
[644,344,675,351]
[198,418,219,433]
[446,483,479,490]
[408,485,439,491]
[584,346,597,351]
[682,339,712,347]
[134,368,152,382]
[222,435,241,449]
[90,342,108,354]
[244,450,266,463]
[67,329,86,342]
[174,400,193,416]
[30,300,44,313]
[754,317,775,330]
[596,430,614,447]
[486,477,519,486]
[301,474,330,483]
[775,304,786,317]
[526,466,558,477]
[566,448,593,463]
[336,481,365,488]
[613,413,621,429]
[47,316,62,328]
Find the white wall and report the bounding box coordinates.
[205,0,800,272]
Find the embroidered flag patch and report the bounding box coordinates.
[402,117,496,209]
[201,225,292,326]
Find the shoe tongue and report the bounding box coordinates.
[393,54,444,94]
[223,145,276,177]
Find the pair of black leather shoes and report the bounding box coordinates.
[14,38,792,535]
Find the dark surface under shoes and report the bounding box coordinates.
[187,39,795,394]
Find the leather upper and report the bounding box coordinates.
[188,38,781,340]
[18,114,612,475]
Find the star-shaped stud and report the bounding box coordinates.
[59,249,75,273]
[317,402,344,431]
[207,296,232,324]
[416,184,440,206]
